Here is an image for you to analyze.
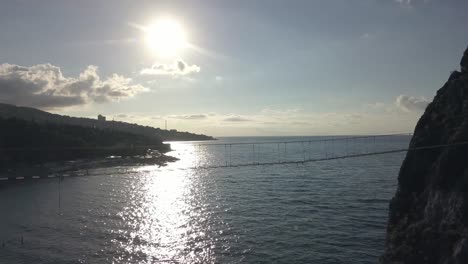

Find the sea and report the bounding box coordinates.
[0,135,411,264]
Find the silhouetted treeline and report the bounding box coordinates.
[0,117,170,166]
[0,103,215,141]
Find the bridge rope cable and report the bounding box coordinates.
[3,139,468,181]
[0,132,413,152]
[188,140,468,170]
[9,139,468,179]
[195,132,412,147]
[277,143,280,163]
[0,133,422,180]
[224,144,228,167]
[3,132,407,167]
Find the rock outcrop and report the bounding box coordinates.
[381,47,468,263]
[461,48,468,73]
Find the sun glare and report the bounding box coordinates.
[145,18,187,57]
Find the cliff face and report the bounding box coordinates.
[381,47,468,263]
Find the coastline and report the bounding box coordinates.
[0,150,179,182]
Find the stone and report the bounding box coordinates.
[461,46,468,73]
[381,46,468,263]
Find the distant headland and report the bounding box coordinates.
[0,103,215,142]
[0,103,215,174]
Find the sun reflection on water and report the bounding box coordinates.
[112,142,217,263]
[166,141,208,169]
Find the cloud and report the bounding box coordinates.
[260,107,301,115]
[140,60,200,76]
[395,0,414,7]
[365,95,430,114]
[0,63,146,109]
[169,114,207,120]
[223,116,252,122]
[137,105,423,136]
[395,95,430,112]
[394,0,429,8]
[395,0,411,4]
[361,33,371,39]
[364,102,395,113]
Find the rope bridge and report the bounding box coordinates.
[3,132,468,180]
[190,133,413,169]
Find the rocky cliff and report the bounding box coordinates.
[381,47,468,263]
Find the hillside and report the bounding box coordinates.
[0,117,172,167]
[0,103,215,142]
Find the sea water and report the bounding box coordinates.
[0,136,410,263]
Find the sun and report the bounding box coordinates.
[144,18,187,57]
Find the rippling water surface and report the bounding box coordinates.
[0,136,410,263]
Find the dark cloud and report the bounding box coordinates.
[223,116,252,122]
[177,60,185,71]
[0,63,146,109]
[395,95,430,112]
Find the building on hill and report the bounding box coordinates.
[0,103,214,141]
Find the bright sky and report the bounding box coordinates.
[1,0,467,136]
